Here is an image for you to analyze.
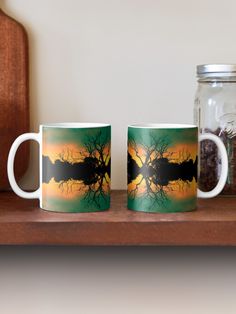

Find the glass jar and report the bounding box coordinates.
[194,64,236,195]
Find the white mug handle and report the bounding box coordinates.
[197,133,228,198]
[7,133,41,199]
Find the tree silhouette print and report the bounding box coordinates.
[128,132,197,209]
[43,129,110,208]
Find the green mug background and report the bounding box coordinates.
[127,124,198,213]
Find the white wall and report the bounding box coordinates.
[3,0,236,189]
[2,1,236,313]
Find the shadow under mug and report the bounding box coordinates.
[127,123,228,213]
[8,123,111,212]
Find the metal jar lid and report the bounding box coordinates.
[197,64,236,78]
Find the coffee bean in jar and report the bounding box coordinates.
[194,64,236,195]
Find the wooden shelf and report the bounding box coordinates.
[0,191,236,245]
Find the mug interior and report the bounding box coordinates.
[41,122,110,128]
[128,123,197,129]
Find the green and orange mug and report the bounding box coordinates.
[8,123,111,212]
[127,124,228,213]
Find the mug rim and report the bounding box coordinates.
[41,122,111,128]
[128,123,197,129]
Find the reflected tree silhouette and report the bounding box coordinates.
[43,130,110,208]
[128,132,197,208]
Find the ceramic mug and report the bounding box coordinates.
[8,123,111,212]
[127,123,228,213]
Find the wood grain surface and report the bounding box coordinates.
[0,9,29,190]
[0,190,236,245]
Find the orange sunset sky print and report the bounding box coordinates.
[128,142,197,167]
[43,142,88,164]
[42,176,110,200]
[128,173,196,200]
[43,142,110,165]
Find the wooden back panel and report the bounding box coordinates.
[0,9,29,190]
